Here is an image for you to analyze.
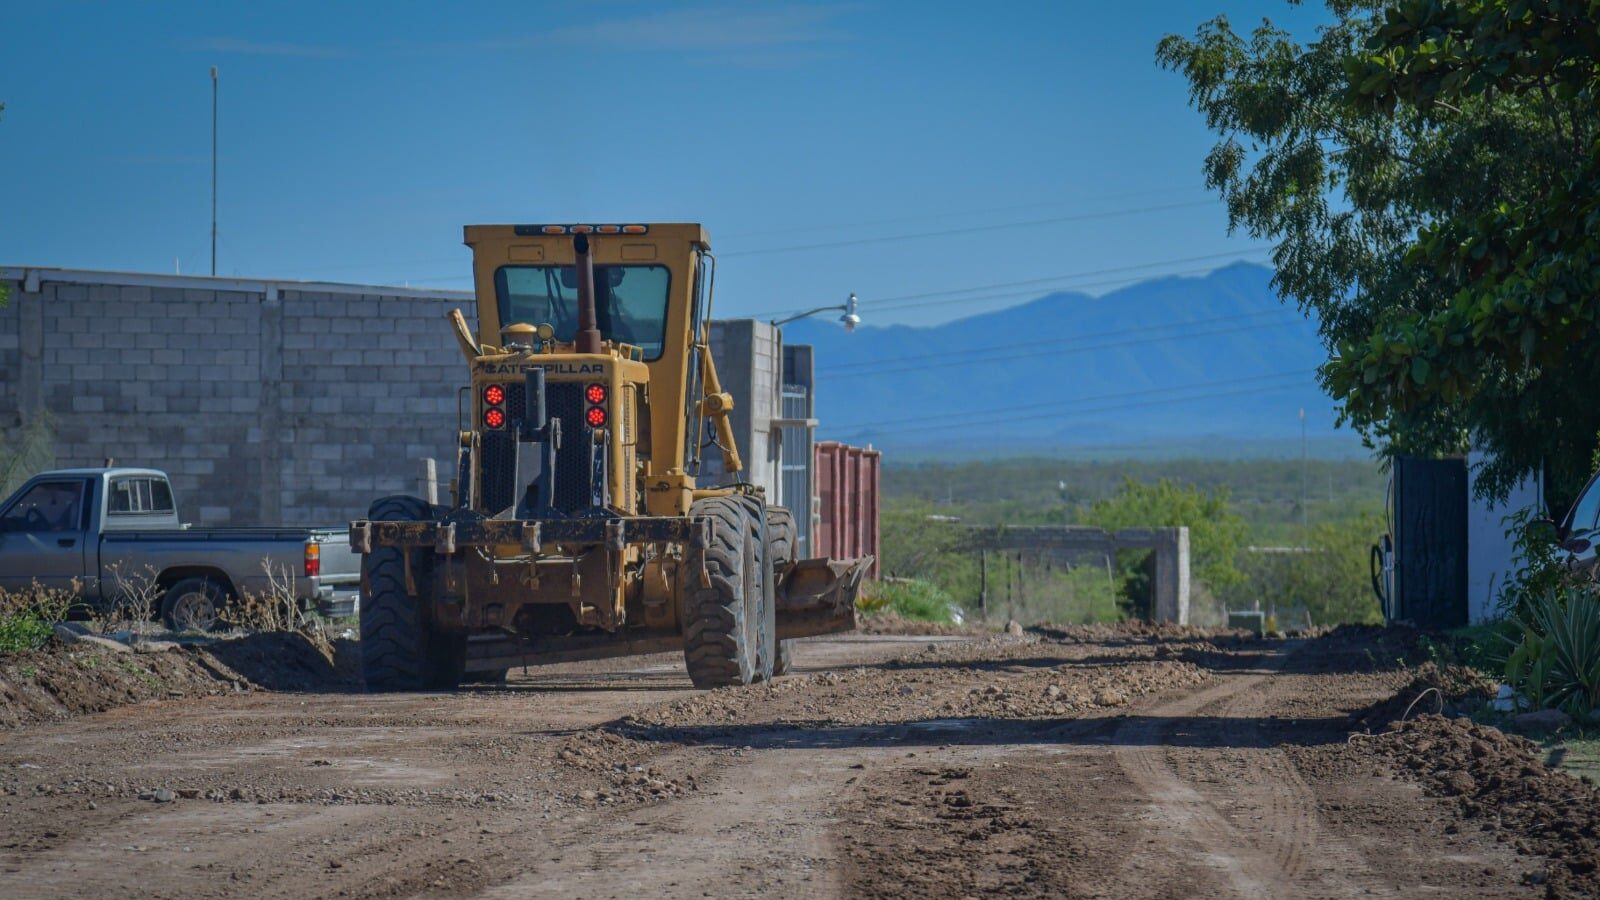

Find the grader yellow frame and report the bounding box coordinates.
[350,224,869,690]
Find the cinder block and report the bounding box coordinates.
[72,395,105,413]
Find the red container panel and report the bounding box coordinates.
[815,441,880,578]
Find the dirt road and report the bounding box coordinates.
[0,627,1584,898]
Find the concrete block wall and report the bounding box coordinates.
[0,269,477,526]
[702,319,784,503]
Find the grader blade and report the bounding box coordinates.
[775,556,874,640]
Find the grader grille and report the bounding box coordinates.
[479,381,589,515]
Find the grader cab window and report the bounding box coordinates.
[495,265,671,360]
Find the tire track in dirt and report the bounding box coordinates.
[472,744,845,899]
[1110,643,1392,899]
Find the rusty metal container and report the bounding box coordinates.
[814,441,880,578]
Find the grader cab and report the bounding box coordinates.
[351,223,871,690]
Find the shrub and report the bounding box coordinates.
[0,581,74,654]
[857,580,956,624]
[1496,507,1593,621]
[1504,585,1600,717]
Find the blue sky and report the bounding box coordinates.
[0,1,1333,326]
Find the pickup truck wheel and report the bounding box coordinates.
[683,496,771,688]
[361,496,457,692]
[765,506,798,676]
[162,577,225,633]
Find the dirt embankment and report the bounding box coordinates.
[0,633,352,729]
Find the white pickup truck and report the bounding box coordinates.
[0,467,360,630]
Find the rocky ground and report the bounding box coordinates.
[1,624,1597,898]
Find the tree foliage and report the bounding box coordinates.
[1158,1,1600,503]
[1081,478,1248,617]
[1228,514,1384,626]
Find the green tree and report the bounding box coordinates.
[1231,514,1383,626]
[1158,2,1599,503]
[1080,478,1247,617]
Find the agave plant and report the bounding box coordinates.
[1505,586,1600,717]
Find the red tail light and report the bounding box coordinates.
[484,407,507,429]
[586,406,607,428]
[304,542,321,578]
[484,384,506,406]
[585,383,607,405]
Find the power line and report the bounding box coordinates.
[816,309,1297,376]
[293,196,1229,284]
[825,374,1312,438]
[720,200,1219,258]
[748,248,1273,320]
[725,185,1203,240]
[832,369,1312,430]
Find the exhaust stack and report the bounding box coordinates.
[573,234,602,354]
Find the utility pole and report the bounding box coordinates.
[1299,408,1308,533]
[210,65,218,277]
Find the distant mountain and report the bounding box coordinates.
[783,262,1362,459]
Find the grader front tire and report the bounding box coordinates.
[683,496,772,688]
[360,495,459,692]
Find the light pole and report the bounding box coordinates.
[771,292,861,332]
[210,65,219,277]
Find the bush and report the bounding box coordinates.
[1226,514,1384,627]
[1497,507,1594,620]
[858,580,956,624]
[1080,478,1247,619]
[0,581,74,654]
[1440,620,1520,674]
[1504,585,1600,717]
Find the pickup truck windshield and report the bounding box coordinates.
[494,265,670,360]
[1,480,84,533]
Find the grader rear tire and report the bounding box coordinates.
[683,496,772,688]
[360,496,459,692]
[765,506,798,677]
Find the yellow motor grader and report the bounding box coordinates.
[350,223,871,690]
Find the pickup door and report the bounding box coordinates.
[0,476,92,593]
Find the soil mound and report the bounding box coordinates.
[199,632,351,692]
[1351,663,1496,732]
[1375,715,1600,899]
[0,643,244,728]
[0,632,355,729]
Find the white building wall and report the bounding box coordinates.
[1466,449,1542,623]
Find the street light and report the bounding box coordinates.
[771,293,861,332]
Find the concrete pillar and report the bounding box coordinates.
[1152,526,1191,625]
